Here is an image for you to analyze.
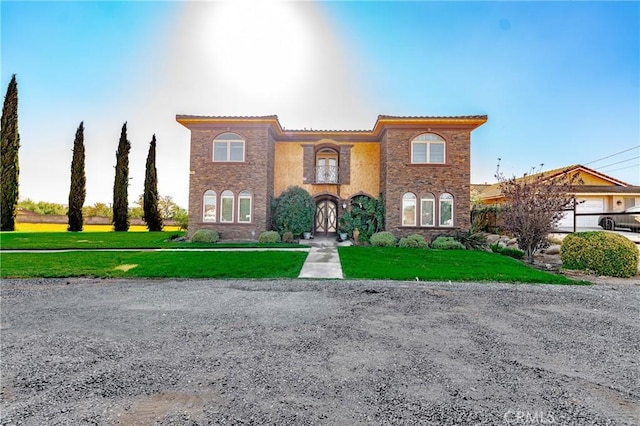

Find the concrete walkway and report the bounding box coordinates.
[297,236,349,279]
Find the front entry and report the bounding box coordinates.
[314,199,338,236]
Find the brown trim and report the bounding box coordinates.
[177,114,488,142]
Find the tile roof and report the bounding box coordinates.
[377,114,488,120]
[176,114,279,120]
[176,114,488,133]
[477,164,633,200]
[281,128,371,133]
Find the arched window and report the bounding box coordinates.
[439,193,454,227]
[411,133,445,164]
[221,190,234,222]
[203,190,216,222]
[316,148,339,183]
[402,192,417,226]
[238,191,252,223]
[213,133,245,162]
[421,193,435,227]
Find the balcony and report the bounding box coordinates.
[315,165,339,184]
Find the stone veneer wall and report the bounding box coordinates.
[381,128,471,241]
[187,126,273,240]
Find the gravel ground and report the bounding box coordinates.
[1,278,639,425]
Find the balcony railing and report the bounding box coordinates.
[315,165,339,184]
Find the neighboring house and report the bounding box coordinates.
[177,114,487,240]
[475,164,640,228]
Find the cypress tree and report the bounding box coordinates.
[143,134,163,231]
[1,74,20,231]
[67,122,86,232]
[112,122,130,232]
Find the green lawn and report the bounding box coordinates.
[1,232,586,283]
[339,246,584,284]
[0,231,303,250]
[0,251,308,279]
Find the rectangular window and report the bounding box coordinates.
[230,142,244,161]
[214,142,228,162]
[429,142,445,163]
[412,138,446,164]
[213,141,244,162]
[412,143,427,163]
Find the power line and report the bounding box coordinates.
[583,145,640,166]
[599,164,639,173]
[594,156,640,170]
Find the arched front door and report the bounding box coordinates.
[315,199,338,236]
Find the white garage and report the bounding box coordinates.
[557,198,605,229]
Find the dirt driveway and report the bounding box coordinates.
[1,279,638,425]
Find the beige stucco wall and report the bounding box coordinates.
[274,141,380,199]
[576,171,615,185]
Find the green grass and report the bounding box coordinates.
[0,231,303,250]
[339,246,585,284]
[0,251,308,279]
[1,232,587,283]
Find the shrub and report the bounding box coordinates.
[471,205,503,233]
[281,231,295,243]
[399,234,428,249]
[173,208,189,231]
[490,243,525,259]
[190,229,219,243]
[560,231,638,278]
[431,236,465,250]
[271,186,314,237]
[345,194,385,243]
[454,230,488,250]
[370,231,396,247]
[258,231,281,243]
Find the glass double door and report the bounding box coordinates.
[314,200,337,236]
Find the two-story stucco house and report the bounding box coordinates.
[177,114,487,240]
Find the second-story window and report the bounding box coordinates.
[316,148,338,183]
[411,133,445,164]
[213,133,245,162]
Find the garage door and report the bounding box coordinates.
[557,198,604,229]
[576,198,604,227]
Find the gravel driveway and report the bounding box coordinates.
[1,279,638,425]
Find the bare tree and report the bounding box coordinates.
[496,163,581,263]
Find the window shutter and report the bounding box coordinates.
[339,145,352,184]
[302,145,315,184]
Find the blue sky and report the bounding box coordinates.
[2,1,638,208]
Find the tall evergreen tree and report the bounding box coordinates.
[112,122,130,232]
[143,134,163,231]
[1,74,20,231]
[67,122,86,231]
